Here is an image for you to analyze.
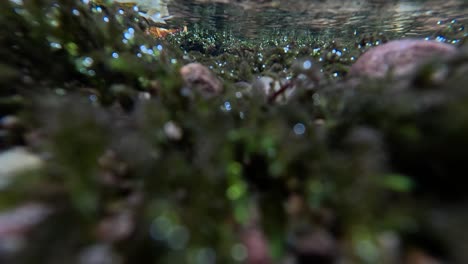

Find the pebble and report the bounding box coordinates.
[252,76,280,96]
[0,203,51,237]
[78,243,122,264]
[0,203,51,255]
[240,226,272,264]
[96,211,134,242]
[252,76,294,103]
[0,148,42,189]
[180,63,223,98]
[289,228,337,262]
[348,39,457,78]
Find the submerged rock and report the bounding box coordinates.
[180,63,223,98]
[289,229,337,264]
[96,211,134,242]
[348,39,457,78]
[0,203,51,237]
[0,203,51,256]
[78,243,122,264]
[0,148,42,189]
[240,225,272,264]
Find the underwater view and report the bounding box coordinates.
[1,0,468,263]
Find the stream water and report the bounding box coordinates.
[154,0,468,40]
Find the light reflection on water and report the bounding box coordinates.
[164,0,467,39]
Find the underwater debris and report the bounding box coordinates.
[348,39,457,78]
[146,26,187,38]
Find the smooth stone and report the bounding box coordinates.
[0,203,51,237]
[0,148,42,189]
[0,203,51,257]
[180,63,223,98]
[348,39,457,78]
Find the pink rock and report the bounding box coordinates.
[96,211,134,242]
[0,203,51,237]
[240,226,272,264]
[348,39,457,78]
[180,63,223,98]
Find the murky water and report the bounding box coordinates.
[138,0,468,40]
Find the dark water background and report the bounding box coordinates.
[164,0,467,40]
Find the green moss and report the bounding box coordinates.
[1,0,468,263]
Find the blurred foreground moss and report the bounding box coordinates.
[1,0,468,264]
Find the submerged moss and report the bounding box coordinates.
[1,0,468,264]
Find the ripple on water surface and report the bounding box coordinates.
[162,0,468,40]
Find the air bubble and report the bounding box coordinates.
[82,57,94,67]
[124,28,135,40]
[231,244,247,261]
[196,248,216,264]
[221,101,232,112]
[303,60,312,70]
[50,42,62,49]
[435,35,446,42]
[293,123,306,135]
[168,226,190,250]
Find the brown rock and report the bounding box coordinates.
[180,63,223,98]
[348,39,457,78]
[405,249,442,264]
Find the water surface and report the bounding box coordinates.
[162,0,467,40]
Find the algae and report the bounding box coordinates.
[1,0,468,263]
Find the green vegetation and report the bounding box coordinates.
[1,0,468,263]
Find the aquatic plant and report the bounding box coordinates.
[1,0,468,264]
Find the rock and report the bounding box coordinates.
[252,76,280,97]
[96,211,134,242]
[0,115,21,130]
[240,226,272,264]
[288,228,337,264]
[405,249,442,264]
[0,116,25,148]
[251,76,294,103]
[0,203,51,237]
[78,243,122,264]
[0,203,51,256]
[163,121,183,140]
[180,63,223,98]
[348,39,457,78]
[0,148,42,190]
